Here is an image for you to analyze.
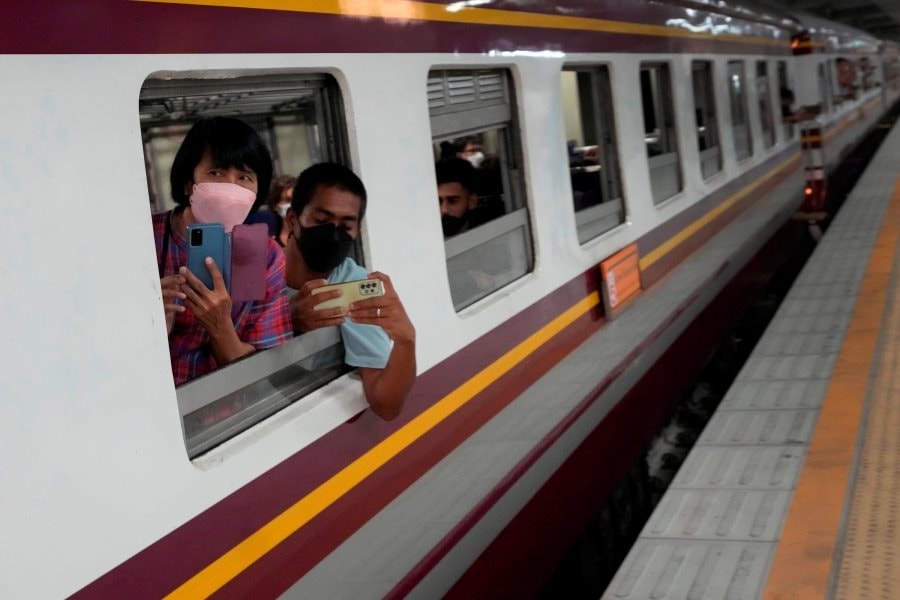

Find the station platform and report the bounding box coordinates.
[603,122,900,600]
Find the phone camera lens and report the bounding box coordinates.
[190,228,203,247]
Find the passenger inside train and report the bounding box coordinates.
[436,158,480,237]
[441,135,505,224]
[836,57,859,100]
[266,174,296,248]
[780,85,822,122]
[780,86,795,119]
[154,116,292,386]
[455,136,485,167]
[283,163,416,420]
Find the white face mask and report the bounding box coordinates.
[465,151,485,169]
[276,203,290,218]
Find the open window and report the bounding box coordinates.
[428,68,534,310]
[640,62,682,203]
[140,71,354,458]
[691,61,722,179]
[859,56,877,91]
[560,65,625,243]
[756,61,776,149]
[818,61,833,114]
[728,61,753,161]
[777,60,795,141]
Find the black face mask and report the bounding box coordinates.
[442,214,468,237]
[297,223,354,273]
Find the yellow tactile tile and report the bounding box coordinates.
[834,257,900,600]
[763,178,900,599]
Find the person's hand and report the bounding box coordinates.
[348,272,415,346]
[290,279,348,334]
[161,274,187,335]
[180,258,234,338]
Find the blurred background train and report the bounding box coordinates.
[2,0,899,598]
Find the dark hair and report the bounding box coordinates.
[436,158,477,194]
[169,117,273,212]
[439,141,457,160]
[291,162,367,221]
[457,136,482,152]
[266,174,297,212]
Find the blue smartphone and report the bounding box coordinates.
[186,224,228,290]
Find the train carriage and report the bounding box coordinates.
[1,1,897,598]
[790,12,896,215]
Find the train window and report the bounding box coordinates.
[640,62,683,203]
[859,56,877,91]
[777,61,795,141]
[835,57,860,100]
[727,60,753,161]
[825,61,837,108]
[428,68,534,310]
[140,72,354,458]
[691,61,722,179]
[756,61,776,149]
[818,62,833,113]
[885,53,900,91]
[560,66,625,243]
[828,57,855,107]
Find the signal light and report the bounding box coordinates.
[804,187,813,195]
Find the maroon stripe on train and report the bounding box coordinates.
[445,220,805,597]
[636,147,801,278]
[432,0,800,31]
[72,153,802,599]
[384,257,731,598]
[3,1,793,55]
[640,159,800,288]
[71,268,600,599]
[217,306,606,598]
[217,166,802,595]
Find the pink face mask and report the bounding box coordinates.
[189,182,256,233]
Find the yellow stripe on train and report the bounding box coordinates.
[136,0,791,46]
[164,290,600,599]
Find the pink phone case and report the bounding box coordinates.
[230,223,269,302]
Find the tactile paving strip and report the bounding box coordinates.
[834,239,900,600]
[603,123,900,600]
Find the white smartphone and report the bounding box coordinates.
[311,279,385,310]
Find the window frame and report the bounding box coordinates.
[776,60,795,142]
[690,60,723,180]
[139,70,356,458]
[818,61,833,114]
[640,61,683,204]
[560,64,627,243]
[756,60,776,149]
[428,67,534,312]
[727,60,754,162]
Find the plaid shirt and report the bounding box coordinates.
[154,211,292,386]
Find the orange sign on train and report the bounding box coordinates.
[599,243,642,317]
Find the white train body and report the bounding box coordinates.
[0,1,896,597]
